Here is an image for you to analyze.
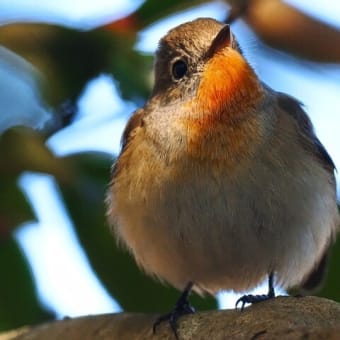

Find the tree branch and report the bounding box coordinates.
[227,0,340,63]
[1,296,340,339]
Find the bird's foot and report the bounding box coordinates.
[153,282,195,339]
[235,292,275,310]
[236,272,276,311]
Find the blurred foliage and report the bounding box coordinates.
[0,176,34,235]
[0,238,54,329]
[318,213,340,299]
[117,0,208,28]
[0,0,218,332]
[0,128,70,178]
[0,0,339,333]
[0,24,153,106]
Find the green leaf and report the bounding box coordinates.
[106,33,153,100]
[0,23,152,105]
[0,24,111,106]
[133,0,209,28]
[0,127,71,180]
[0,236,54,331]
[317,234,340,302]
[0,176,35,234]
[60,152,217,313]
[0,127,74,234]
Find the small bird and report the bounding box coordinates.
[107,17,339,334]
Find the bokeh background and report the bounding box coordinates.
[0,0,339,332]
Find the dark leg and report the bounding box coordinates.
[235,272,275,310]
[153,282,195,339]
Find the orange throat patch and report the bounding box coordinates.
[196,48,263,119]
[181,49,264,164]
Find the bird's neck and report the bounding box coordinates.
[180,50,265,164]
[195,49,264,120]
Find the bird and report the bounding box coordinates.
[106,17,339,336]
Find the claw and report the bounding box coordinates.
[235,272,276,311]
[235,293,273,310]
[153,282,195,339]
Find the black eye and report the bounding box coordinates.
[172,59,188,80]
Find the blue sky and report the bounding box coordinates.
[1,0,339,317]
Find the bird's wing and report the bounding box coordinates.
[276,92,336,173]
[120,108,145,150]
[110,108,144,180]
[277,92,337,292]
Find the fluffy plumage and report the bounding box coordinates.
[107,18,339,296]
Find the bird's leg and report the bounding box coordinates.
[153,282,195,339]
[235,272,275,310]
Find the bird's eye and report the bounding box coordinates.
[172,59,188,80]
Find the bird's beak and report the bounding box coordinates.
[206,24,233,59]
